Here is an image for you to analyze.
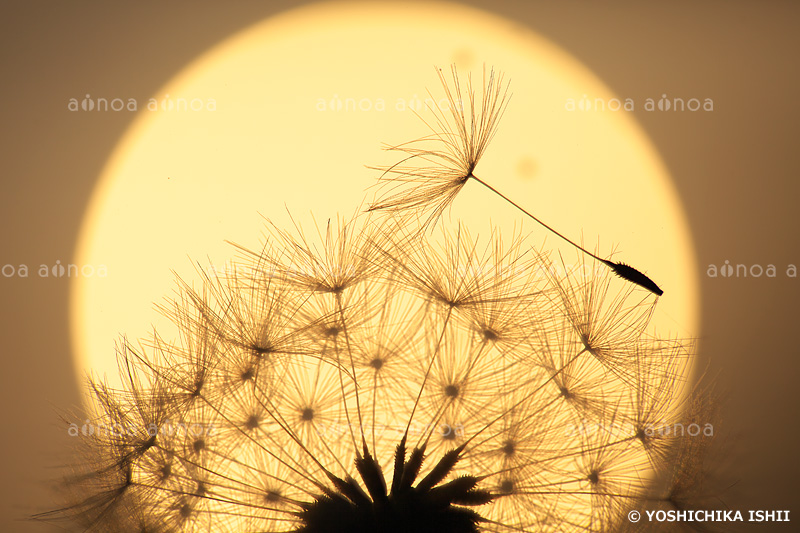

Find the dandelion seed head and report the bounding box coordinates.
[501,440,515,457]
[244,414,260,430]
[234,361,254,379]
[479,326,500,343]
[444,384,460,398]
[368,66,510,231]
[498,479,515,495]
[42,66,711,533]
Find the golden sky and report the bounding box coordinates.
[1,1,798,531]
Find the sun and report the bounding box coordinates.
[71,0,698,390]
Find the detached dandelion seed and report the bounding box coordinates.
[368,66,510,230]
[41,67,714,533]
[369,65,663,296]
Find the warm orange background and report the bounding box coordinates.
[1,2,797,532]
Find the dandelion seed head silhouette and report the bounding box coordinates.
[60,2,705,531]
